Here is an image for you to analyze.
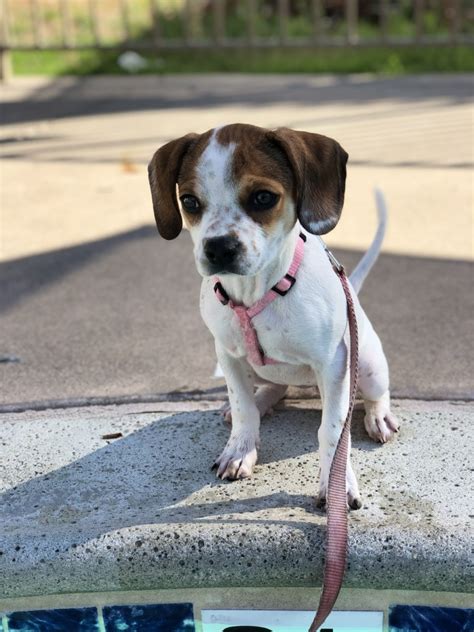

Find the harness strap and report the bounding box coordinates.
[213,232,306,366]
[309,258,359,632]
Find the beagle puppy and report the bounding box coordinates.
[148,124,399,509]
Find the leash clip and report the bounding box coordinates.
[317,235,345,274]
[325,247,345,274]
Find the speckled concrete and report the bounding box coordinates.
[0,399,472,599]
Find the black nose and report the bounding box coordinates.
[204,236,241,269]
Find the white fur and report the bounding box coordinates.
[350,187,388,294]
[306,217,335,235]
[185,131,399,506]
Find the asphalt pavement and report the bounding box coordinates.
[1,74,473,408]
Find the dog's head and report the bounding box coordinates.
[148,124,348,277]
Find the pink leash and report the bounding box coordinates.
[214,235,359,630]
[309,251,359,631]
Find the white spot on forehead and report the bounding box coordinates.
[196,129,236,201]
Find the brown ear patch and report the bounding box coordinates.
[269,128,348,235]
[148,133,200,240]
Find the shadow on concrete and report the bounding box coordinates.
[1,402,470,597]
[0,226,156,314]
[2,74,472,126]
[0,405,376,596]
[0,225,473,405]
[0,409,327,532]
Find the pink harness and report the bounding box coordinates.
[213,232,306,366]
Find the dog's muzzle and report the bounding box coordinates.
[203,235,242,273]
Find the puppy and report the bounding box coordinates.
[148,124,399,508]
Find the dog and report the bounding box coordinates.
[148,123,399,509]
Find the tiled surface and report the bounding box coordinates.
[2,603,474,631]
[6,608,100,631]
[1,604,195,632]
[103,603,195,631]
[389,605,474,632]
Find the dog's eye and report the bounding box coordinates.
[250,190,279,211]
[180,195,201,213]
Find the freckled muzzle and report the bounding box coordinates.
[203,235,243,273]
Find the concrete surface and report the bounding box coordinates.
[0,399,472,599]
[1,74,473,261]
[1,230,473,407]
[1,73,473,408]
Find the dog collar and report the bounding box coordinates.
[213,232,306,367]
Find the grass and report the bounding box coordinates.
[8,0,474,76]
[11,45,474,77]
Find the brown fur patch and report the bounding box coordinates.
[269,127,348,234]
[238,174,290,231]
[216,124,297,232]
[217,123,348,235]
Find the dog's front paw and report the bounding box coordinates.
[364,398,399,443]
[212,433,258,480]
[316,460,362,511]
[315,487,362,511]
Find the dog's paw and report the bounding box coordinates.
[364,399,399,443]
[315,476,362,511]
[315,489,362,511]
[212,433,258,480]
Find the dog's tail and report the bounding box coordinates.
[349,188,387,295]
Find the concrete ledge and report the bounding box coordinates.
[0,399,472,598]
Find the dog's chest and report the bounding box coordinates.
[200,278,319,385]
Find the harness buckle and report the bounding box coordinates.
[272,273,296,296]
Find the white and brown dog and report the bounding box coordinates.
[148,123,399,509]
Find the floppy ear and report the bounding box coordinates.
[148,133,199,240]
[270,128,348,235]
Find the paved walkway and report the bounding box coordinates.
[1,74,473,261]
[1,74,473,607]
[1,74,473,406]
[1,399,472,598]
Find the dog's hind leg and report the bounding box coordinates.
[221,381,288,425]
[315,345,362,510]
[358,324,399,443]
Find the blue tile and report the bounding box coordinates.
[7,607,100,632]
[389,605,474,632]
[103,603,195,632]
